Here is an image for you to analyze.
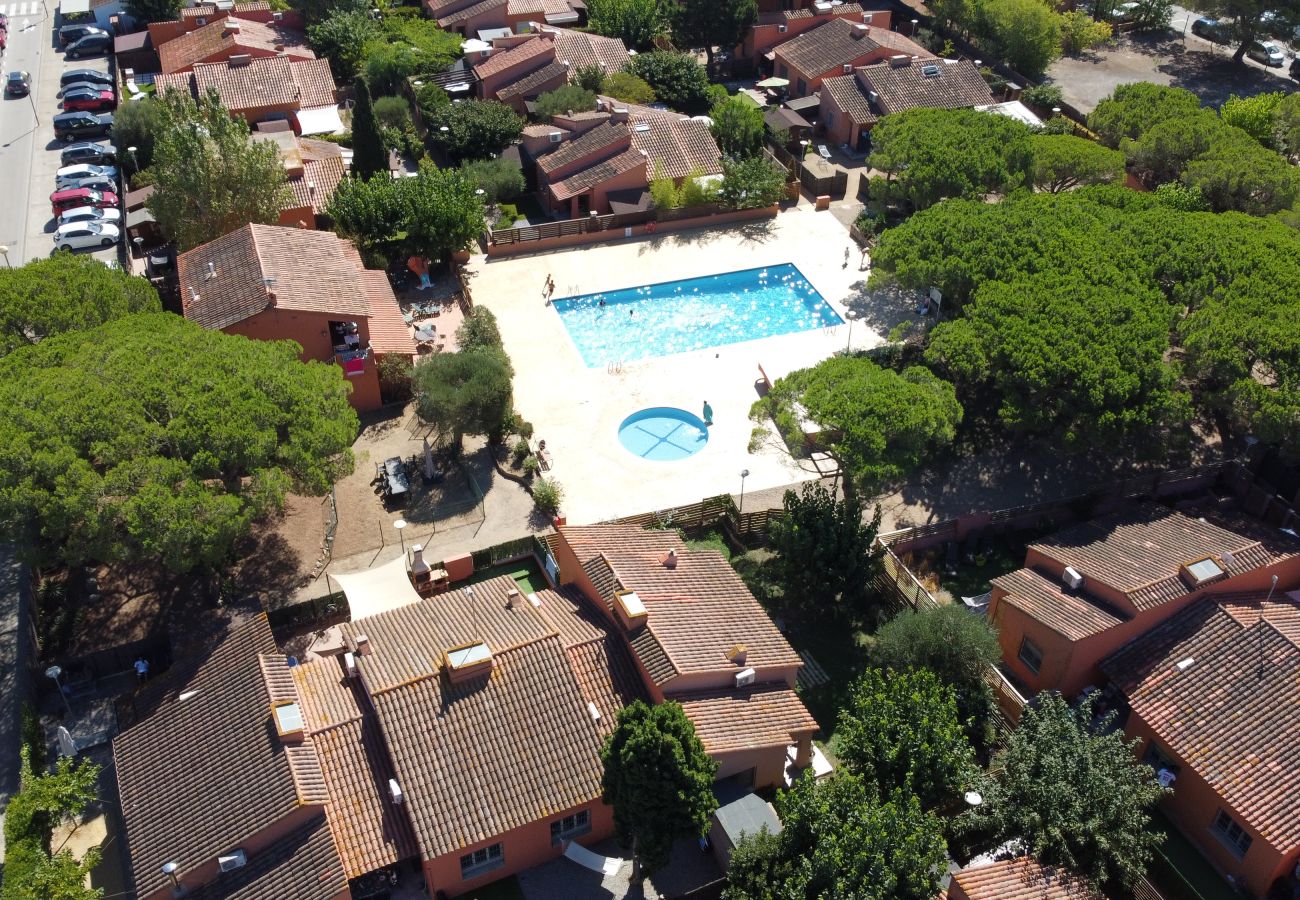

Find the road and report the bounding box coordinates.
[0,1,119,268]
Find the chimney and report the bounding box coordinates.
[228,52,252,66]
[506,587,520,608]
[613,589,648,631]
[663,549,677,569]
[728,643,747,665]
[444,641,493,683]
[888,54,910,67]
[307,180,316,194]
[355,634,370,655]
[344,651,359,677]
[410,544,431,578]
[271,10,282,19]
[206,260,216,279]
[225,19,241,34]
[265,291,277,306]
[852,22,868,38]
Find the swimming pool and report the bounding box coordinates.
[618,407,709,461]
[553,264,842,368]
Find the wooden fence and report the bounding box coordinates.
[486,210,653,245]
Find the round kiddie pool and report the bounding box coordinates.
[618,407,710,461]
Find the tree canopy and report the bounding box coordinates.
[328,166,485,262]
[307,9,382,81]
[428,99,525,162]
[123,0,181,23]
[929,0,1064,76]
[361,15,465,94]
[2,754,103,900]
[751,357,962,493]
[112,98,169,171]
[1088,82,1204,149]
[717,156,787,208]
[724,775,947,900]
[412,349,513,449]
[535,85,599,121]
[0,313,356,572]
[586,0,662,50]
[1190,0,1296,63]
[836,667,975,808]
[146,89,291,251]
[0,255,159,359]
[966,693,1166,890]
[626,52,713,114]
[670,0,757,70]
[601,701,718,876]
[602,71,657,105]
[1220,91,1286,149]
[710,94,766,159]
[351,76,388,179]
[1029,133,1126,192]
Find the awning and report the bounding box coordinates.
[783,95,821,113]
[61,0,91,13]
[296,105,344,137]
[755,76,788,88]
[765,107,811,132]
[330,555,423,621]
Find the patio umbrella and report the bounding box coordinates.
[755,77,790,88]
[423,437,435,480]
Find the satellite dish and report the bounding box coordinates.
[57,726,77,758]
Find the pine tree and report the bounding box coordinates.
[351,76,387,179]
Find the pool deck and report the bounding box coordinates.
[464,206,890,524]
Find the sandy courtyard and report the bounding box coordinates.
[464,207,896,524]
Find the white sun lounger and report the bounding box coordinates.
[563,840,623,876]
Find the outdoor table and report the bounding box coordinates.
[383,456,410,502]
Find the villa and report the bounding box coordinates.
[472,26,630,112]
[740,4,890,64]
[769,16,932,98]
[430,0,585,37]
[150,13,315,76]
[154,55,339,137]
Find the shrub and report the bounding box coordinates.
[626,52,712,114]
[512,438,531,465]
[574,64,606,93]
[1021,82,1064,110]
[460,157,525,204]
[535,84,599,121]
[315,130,354,147]
[1059,10,1111,54]
[373,94,413,129]
[532,476,563,513]
[377,352,414,405]
[428,100,525,162]
[602,70,656,104]
[414,81,451,120]
[523,455,541,476]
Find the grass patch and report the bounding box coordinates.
[465,559,549,594]
[494,202,521,227]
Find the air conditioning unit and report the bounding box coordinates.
[778,23,787,32]
[548,131,562,143]
[842,63,852,73]
[218,851,247,873]
[1062,566,1084,590]
[734,667,756,688]
[344,651,359,678]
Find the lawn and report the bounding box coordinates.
[1149,810,1241,900]
[465,558,549,594]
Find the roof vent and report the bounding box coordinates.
[868,90,879,104]
[613,588,648,630]
[218,850,247,872]
[355,634,369,655]
[225,20,242,34]
[842,63,853,73]
[921,63,941,77]
[587,701,601,722]
[206,260,217,279]
[548,130,563,143]
[1175,656,1195,672]
[634,123,651,133]
[1062,566,1084,590]
[506,587,520,608]
[663,549,677,569]
[888,54,910,67]
[527,591,541,607]
[735,667,757,688]
[344,651,359,678]
[228,53,251,66]
[813,0,832,12]
[388,778,404,804]
[179,689,200,702]
[778,22,787,32]
[272,701,304,740]
[444,641,493,683]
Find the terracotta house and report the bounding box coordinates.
[472,27,630,112]
[741,4,891,64]
[144,1,301,46]
[153,14,315,76]
[176,224,415,413]
[987,502,1300,699]
[770,16,931,97]
[819,56,994,150]
[251,122,349,228]
[154,55,338,136]
[1102,595,1300,898]
[944,856,1099,899]
[430,0,583,36]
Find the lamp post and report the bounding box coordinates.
[910,18,919,35]
[394,518,407,557]
[161,861,182,894]
[45,665,72,716]
[738,469,750,515]
[844,309,858,354]
[127,145,139,176]
[0,245,11,269]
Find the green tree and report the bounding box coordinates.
[670,0,757,71]
[307,8,382,81]
[325,173,406,258]
[602,70,657,104]
[1152,181,1210,211]
[1191,0,1294,63]
[123,0,180,22]
[111,97,169,170]
[1088,82,1202,148]
[1276,91,1300,160]
[147,89,291,251]
[1029,133,1126,192]
[751,357,962,493]
[1058,9,1112,54]
[573,64,607,93]
[967,693,1166,890]
[372,94,413,130]
[455,306,505,354]
[351,76,388,179]
[870,604,1002,746]
[0,255,159,358]
[836,668,975,808]
[412,349,513,449]
[0,313,356,573]
[586,0,662,50]
[985,0,1063,77]
[534,84,599,121]
[766,481,884,621]
[627,52,713,114]
[1219,91,1286,149]
[460,157,525,204]
[1130,0,1175,30]
[1182,126,1300,216]
[361,16,465,93]
[869,107,1033,209]
[717,155,786,208]
[2,753,103,900]
[724,776,947,900]
[710,94,765,158]
[428,99,525,162]
[292,0,367,25]
[399,165,487,259]
[601,701,718,877]
[1126,109,1225,185]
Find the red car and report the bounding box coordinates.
[62,89,116,112]
[51,187,119,216]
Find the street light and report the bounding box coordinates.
[161,861,182,893]
[127,145,139,176]
[0,245,11,269]
[738,469,750,515]
[910,18,919,35]
[45,665,72,716]
[394,518,407,556]
[844,309,858,354]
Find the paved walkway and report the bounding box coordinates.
[517,837,721,900]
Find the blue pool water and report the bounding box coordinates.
[618,408,709,461]
[553,264,841,368]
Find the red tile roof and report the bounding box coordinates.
[551,147,647,201]
[437,0,506,26]
[157,56,336,113]
[538,121,629,175]
[497,60,570,101]
[758,3,865,23]
[820,73,877,125]
[774,18,928,78]
[186,816,348,900]
[949,856,1098,900]
[473,35,552,78]
[991,568,1127,641]
[1102,595,1300,850]
[292,139,347,213]
[618,102,723,179]
[361,272,417,357]
[547,26,631,72]
[675,685,819,753]
[857,57,993,115]
[158,16,314,75]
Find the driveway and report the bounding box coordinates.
[1047,7,1297,112]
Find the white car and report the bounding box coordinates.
[58,205,122,227]
[53,221,120,251]
[1247,41,1286,67]
[55,162,119,188]
[55,174,117,193]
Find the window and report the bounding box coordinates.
[1210,810,1252,859]
[1017,636,1043,674]
[825,112,835,128]
[796,79,807,95]
[459,843,504,879]
[550,809,592,845]
[1142,740,1177,772]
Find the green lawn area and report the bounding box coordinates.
[466,558,549,594]
[1149,810,1241,900]
[461,874,524,900]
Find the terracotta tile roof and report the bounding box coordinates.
[528,584,610,647]
[293,658,419,878]
[820,73,876,124]
[291,140,347,213]
[371,635,608,860]
[565,635,650,738]
[473,35,551,78]
[1101,595,1300,850]
[758,3,864,23]
[582,553,620,608]
[114,617,320,899]
[258,654,329,805]
[548,27,631,72]
[562,523,684,562]
[859,57,993,115]
[361,272,417,357]
[991,568,1127,641]
[162,57,336,113]
[288,58,338,108]
[675,685,819,754]
[551,147,646,201]
[186,816,347,900]
[522,123,569,137]
[949,856,1098,900]
[178,224,372,331]
[509,0,546,13]
[619,103,723,179]
[158,16,313,75]
[183,1,270,18]
[538,122,630,175]
[628,623,677,684]
[497,59,570,100]
[1030,503,1293,613]
[437,0,507,25]
[774,18,909,77]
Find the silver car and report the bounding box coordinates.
[53,221,120,252]
[1247,41,1286,67]
[55,162,120,187]
[58,205,123,227]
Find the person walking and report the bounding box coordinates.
[702,400,714,426]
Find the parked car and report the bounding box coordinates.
[53,221,120,252]
[57,175,117,194]
[56,162,120,186]
[60,68,113,88]
[61,79,115,98]
[65,33,112,58]
[53,111,113,142]
[1191,17,1230,42]
[58,205,122,227]
[50,187,119,216]
[1246,40,1286,66]
[1108,1,1140,20]
[60,141,116,166]
[62,88,117,112]
[1292,57,1300,80]
[5,71,30,97]
[58,22,106,45]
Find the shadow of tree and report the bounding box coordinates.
[841,279,928,338]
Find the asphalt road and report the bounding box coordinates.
[0,2,120,268]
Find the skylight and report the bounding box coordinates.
[1183,557,1225,585]
[273,701,303,736]
[447,642,491,668]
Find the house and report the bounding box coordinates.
[155,55,339,135]
[819,56,995,150]
[530,100,722,217]
[252,122,349,227]
[153,14,314,76]
[1101,594,1300,897]
[472,27,631,112]
[113,615,350,900]
[944,856,1099,899]
[176,224,415,412]
[145,1,296,46]
[740,4,891,64]
[770,16,931,97]
[986,502,1300,699]
[430,0,583,36]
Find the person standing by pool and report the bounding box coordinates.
[702,401,713,426]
